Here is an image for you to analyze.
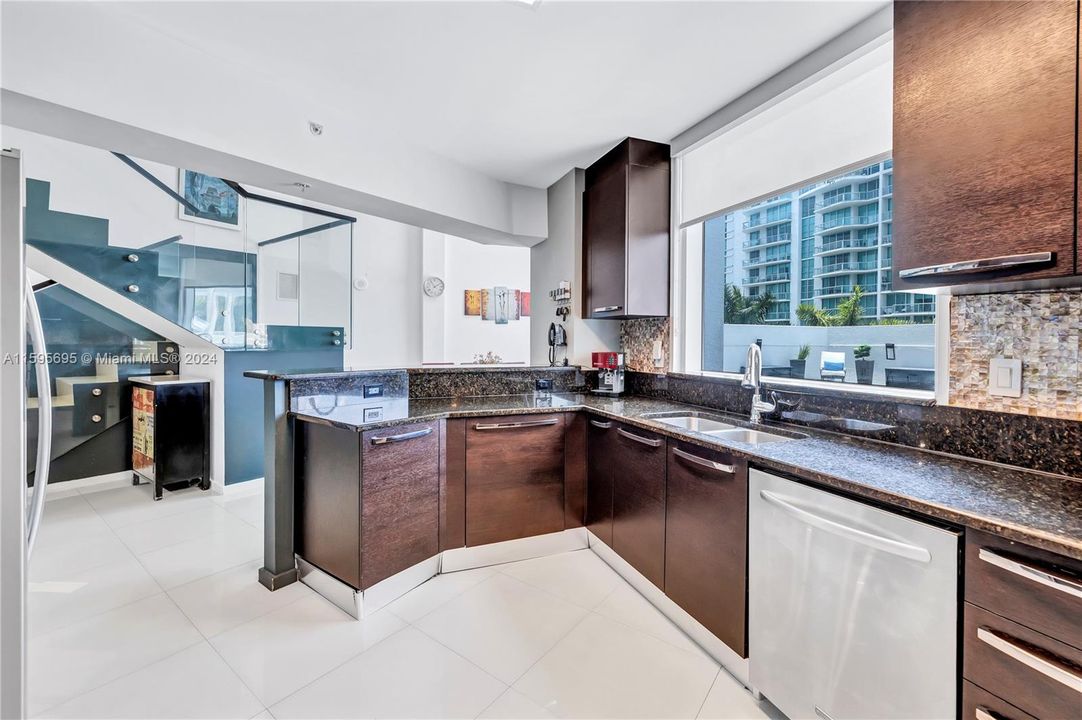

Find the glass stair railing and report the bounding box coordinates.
[23,149,354,352]
[27,282,179,486]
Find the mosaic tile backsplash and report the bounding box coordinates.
[950,289,1081,421]
[620,317,670,373]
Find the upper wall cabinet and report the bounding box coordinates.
[893,0,1078,287]
[583,138,671,318]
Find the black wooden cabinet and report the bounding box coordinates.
[583,138,671,318]
[610,422,667,588]
[665,440,748,657]
[585,416,616,546]
[130,376,209,501]
[894,0,1078,287]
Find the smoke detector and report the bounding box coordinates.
[308,121,324,137]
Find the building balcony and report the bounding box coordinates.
[762,310,791,322]
[743,254,791,268]
[816,189,880,210]
[815,216,879,233]
[882,232,893,245]
[743,215,792,230]
[742,234,792,249]
[814,260,879,277]
[815,237,879,255]
[748,289,791,302]
[745,271,791,286]
[883,302,936,316]
[815,285,854,298]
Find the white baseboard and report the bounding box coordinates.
[363,555,440,615]
[586,530,751,689]
[439,528,588,573]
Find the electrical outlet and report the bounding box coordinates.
[652,339,664,367]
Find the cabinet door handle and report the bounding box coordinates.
[898,252,1052,278]
[979,548,1082,600]
[474,418,560,431]
[616,427,663,448]
[370,427,434,445]
[589,419,612,429]
[593,305,622,313]
[976,627,1082,693]
[672,447,735,474]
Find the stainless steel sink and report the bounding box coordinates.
[707,428,797,444]
[651,415,735,433]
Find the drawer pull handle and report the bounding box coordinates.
[592,305,622,313]
[474,418,560,431]
[760,490,932,563]
[974,708,1000,720]
[616,427,663,448]
[672,447,734,474]
[979,548,1082,600]
[898,251,1052,278]
[976,627,1082,693]
[589,419,612,429]
[370,427,433,445]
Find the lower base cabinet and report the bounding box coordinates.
[610,423,667,588]
[465,414,566,546]
[585,417,616,545]
[295,418,440,591]
[664,440,748,657]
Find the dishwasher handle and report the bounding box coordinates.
[759,490,932,563]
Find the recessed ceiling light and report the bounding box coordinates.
[509,0,541,8]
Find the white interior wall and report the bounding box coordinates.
[442,234,531,365]
[531,168,620,366]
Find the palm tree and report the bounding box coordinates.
[796,285,865,326]
[724,285,775,324]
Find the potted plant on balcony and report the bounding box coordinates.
[853,344,874,384]
[789,344,811,379]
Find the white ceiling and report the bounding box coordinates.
[102,0,886,189]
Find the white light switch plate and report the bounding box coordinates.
[652,340,664,367]
[988,357,1022,398]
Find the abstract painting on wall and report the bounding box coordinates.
[464,287,530,324]
[178,169,241,229]
[464,289,481,316]
[493,286,511,325]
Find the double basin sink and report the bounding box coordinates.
[645,413,804,445]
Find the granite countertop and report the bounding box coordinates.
[245,365,582,381]
[292,392,1082,562]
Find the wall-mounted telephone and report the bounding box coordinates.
[548,322,567,366]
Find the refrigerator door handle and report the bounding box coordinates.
[25,281,52,556]
[759,489,932,563]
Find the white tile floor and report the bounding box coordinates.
[28,479,783,719]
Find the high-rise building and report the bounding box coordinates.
[709,159,936,324]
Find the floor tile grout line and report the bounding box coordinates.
[390,568,502,626]
[262,619,414,713]
[693,669,724,720]
[407,621,513,696]
[160,589,269,715]
[502,607,593,689]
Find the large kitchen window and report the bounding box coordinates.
[675,37,940,395]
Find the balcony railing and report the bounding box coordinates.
[746,270,791,285]
[743,234,792,249]
[817,189,880,210]
[815,285,853,297]
[743,253,791,268]
[814,260,879,276]
[883,302,936,315]
[743,214,792,230]
[816,237,879,254]
[816,215,879,232]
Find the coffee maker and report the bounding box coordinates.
[591,352,625,396]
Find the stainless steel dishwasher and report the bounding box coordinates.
[748,469,960,720]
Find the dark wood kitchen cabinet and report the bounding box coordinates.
[585,416,616,546]
[962,529,1082,719]
[664,441,748,657]
[893,0,1078,286]
[465,414,566,546]
[583,137,671,318]
[610,423,667,588]
[295,419,440,590]
[359,421,440,589]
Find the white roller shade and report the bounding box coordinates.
[680,41,892,225]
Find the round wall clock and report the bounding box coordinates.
[423,276,445,297]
